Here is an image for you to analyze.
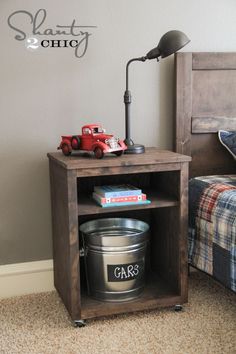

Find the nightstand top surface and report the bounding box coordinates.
[47,147,191,170]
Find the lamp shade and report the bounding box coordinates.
[146,30,190,60]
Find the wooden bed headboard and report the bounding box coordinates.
[174,52,236,178]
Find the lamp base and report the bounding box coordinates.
[124,143,145,154]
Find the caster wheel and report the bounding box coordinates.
[74,320,86,328]
[174,305,183,312]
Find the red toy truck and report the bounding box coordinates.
[58,124,127,159]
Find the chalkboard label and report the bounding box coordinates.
[107,261,144,282]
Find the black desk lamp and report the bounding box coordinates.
[124,30,190,154]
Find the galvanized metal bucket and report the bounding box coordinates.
[80,218,149,302]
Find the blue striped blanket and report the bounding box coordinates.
[189,175,236,292]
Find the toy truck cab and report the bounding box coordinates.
[80,125,106,151]
[58,124,127,159]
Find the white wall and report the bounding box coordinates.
[0,0,236,264]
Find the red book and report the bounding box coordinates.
[92,192,147,205]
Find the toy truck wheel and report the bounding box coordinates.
[71,136,80,150]
[62,143,71,156]
[94,147,104,159]
[113,151,123,157]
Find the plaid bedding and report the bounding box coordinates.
[189,175,236,292]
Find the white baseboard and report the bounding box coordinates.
[0,259,54,299]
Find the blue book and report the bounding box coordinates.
[95,200,151,208]
[94,184,142,198]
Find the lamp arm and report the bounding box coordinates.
[125,56,147,91]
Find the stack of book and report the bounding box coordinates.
[92,184,151,208]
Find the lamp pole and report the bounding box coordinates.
[124,56,147,154]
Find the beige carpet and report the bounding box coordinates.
[0,271,235,354]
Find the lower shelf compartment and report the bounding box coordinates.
[80,272,182,320]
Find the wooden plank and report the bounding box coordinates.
[49,161,81,321]
[67,170,81,320]
[49,161,72,316]
[179,162,189,301]
[82,294,182,319]
[47,148,191,171]
[192,70,236,118]
[175,52,192,156]
[193,52,236,70]
[192,116,236,133]
[76,163,182,177]
[150,164,188,302]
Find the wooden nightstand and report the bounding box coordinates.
[48,147,191,326]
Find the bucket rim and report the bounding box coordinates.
[79,217,149,236]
